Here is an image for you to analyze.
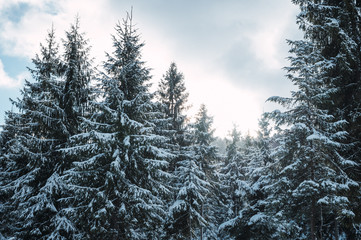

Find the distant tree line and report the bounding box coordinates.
[1,1,361,239]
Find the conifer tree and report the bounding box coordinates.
[291,1,361,235]
[218,126,248,239]
[224,126,243,218]
[156,63,201,240]
[64,14,170,239]
[219,116,277,240]
[164,134,209,240]
[242,117,276,239]
[165,104,218,240]
[0,111,21,237]
[157,62,188,134]
[192,104,219,239]
[0,26,80,239]
[61,17,93,138]
[267,39,358,239]
[156,62,189,170]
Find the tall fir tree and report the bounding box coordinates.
[240,116,276,239]
[157,62,188,134]
[267,39,358,239]
[218,126,249,239]
[63,14,170,239]
[58,17,95,239]
[0,111,22,237]
[164,133,209,240]
[192,104,219,239]
[156,62,189,169]
[223,125,244,218]
[156,63,198,240]
[219,116,277,240]
[164,104,218,240]
[291,1,361,235]
[0,26,81,239]
[61,16,93,138]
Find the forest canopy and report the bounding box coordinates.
[1,1,361,239]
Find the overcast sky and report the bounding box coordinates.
[0,0,302,137]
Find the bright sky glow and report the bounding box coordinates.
[0,0,301,137]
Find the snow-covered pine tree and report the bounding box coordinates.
[57,17,95,239]
[0,26,79,239]
[192,104,219,239]
[157,62,188,135]
[218,125,247,239]
[165,135,209,240]
[254,114,273,167]
[155,62,193,239]
[241,116,277,239]
[165,104,217,240]
[219,116,278,240]
[63,13,170,239]
[291,1,361,235]
[61,17,93,138]
[156,62,189,170]
[267,39,358,239]
[0,111,22,237]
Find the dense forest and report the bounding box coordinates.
[1,0,361,239]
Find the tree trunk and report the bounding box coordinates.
[310,152,316,240]
[200,203,203,240]
[310,197,316,240]
[335,217,339,240]
[320,205,323,240]
[189,207,192,240]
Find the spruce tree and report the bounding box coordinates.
[242,116,276,239]
[192,104,219,239]
[156,62,189,170]
[223,125,244,219]
[165,134,209,240]
[58,17,95,239]
[64,14,170,239]
[157,62,188,134]
[218,126,249,239]
[0,26,79,239]
[0,111,21,237]
[156,63,201,240]
[165,104,218,240]
[267,39,358,239]
[291,1,361,235]
[219,116,277,240]
[61,17,93,138]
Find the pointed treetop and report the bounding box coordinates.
[194,104,215,146]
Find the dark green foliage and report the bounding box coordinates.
[267,38,358,239]
[219,118,277,240]
[63,14,170,240]
[157,62,188,132]
[2,2,361,239]
[164,104,219,240]
[290,0,361,237]
[0,25,82,239]
[61,17,93,136]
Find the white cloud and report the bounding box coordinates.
[246,4,299,71]
[0,0,301,136]
[0,0,24,11]
[0,0,115,59]
[181,62,263,137]
[0,59,23,88]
